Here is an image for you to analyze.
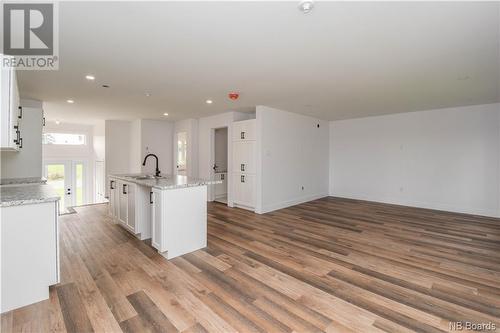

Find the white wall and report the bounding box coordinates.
[105,119,174,196]
[256,106,329,214]
[330,103,500,217]
[129,119,142,173]
[1,104,43,179]
[105,120,132,196]
[140,119,174,175]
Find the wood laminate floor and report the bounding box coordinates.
[2,197,500,333]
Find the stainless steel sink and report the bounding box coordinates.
[132,175,161,180]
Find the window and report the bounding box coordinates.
[42,133,86,145]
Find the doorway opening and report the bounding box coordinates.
[176,131,188,176]
[212,127,228,204]
[43,160,87,212]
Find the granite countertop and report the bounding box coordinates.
[110,174,222,190]
[0,177,47,185]
[0,183,60,207]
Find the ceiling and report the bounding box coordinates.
[17,1,500,124]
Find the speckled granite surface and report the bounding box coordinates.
[0,184,60,207]
[110,174,221,190]
[0,177,47,185]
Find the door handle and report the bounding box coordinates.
[110,180,115,190]
[66,188,71,195]
[241,175,245,183]
[240,163,245,172]
[150,191,153,204]
[123,184,127,194]
[240,131,245,139]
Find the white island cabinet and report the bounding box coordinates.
[108,174,218,259]
[151,185,207,258]
[0,182,60,313]
[108,176,151,240]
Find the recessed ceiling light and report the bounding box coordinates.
[206,99,213,104]
[85,75,95,80]
[145,92,151,97]
[163,113,169,116]
[67,99,74,104]
[298,0,314,14]
[55,120,60,125]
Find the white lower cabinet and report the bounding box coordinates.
[151,186,207,259]
[109,178,119,218]
[214,172,227,198]
[232,173,255,209]
[108,177,150,240]
[151,188,165,252]
[1,201,59,313]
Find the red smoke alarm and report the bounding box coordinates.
[228,92,239,100]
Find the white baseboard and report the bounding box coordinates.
[331,192,500,218]
[257,193,329,214]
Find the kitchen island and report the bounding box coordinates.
[108,174,220,259]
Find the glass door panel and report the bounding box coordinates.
[74,163,84,206]
[176,131,187,176]
[45,163,70,211]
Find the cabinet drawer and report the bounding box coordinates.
[233,141,255,174]
[232,173,255,208]
[232,119,255,141]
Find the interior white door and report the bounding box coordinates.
[176,131,188,176]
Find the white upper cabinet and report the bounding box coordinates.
[232,119,256,141]
[1,59,21,152]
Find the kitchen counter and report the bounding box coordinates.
[0,177,47,185]
[0,183,60,207]
[109,174,221,190]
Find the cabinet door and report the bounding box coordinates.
[232,120,255,141]
[151,189,163,251]
[109,179,116,217]
[233,173,254,208]
[0,65,12,148]
[10,69,20,148]
[233,141,255,174]
[126,183,136,231]
[118,181,128,225]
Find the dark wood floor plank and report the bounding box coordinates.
[127,290,179,333]
[55,283,94,333]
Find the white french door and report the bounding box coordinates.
[43,160,87,211]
